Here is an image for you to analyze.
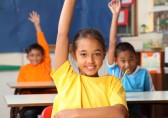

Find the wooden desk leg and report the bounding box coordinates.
[10,107,20,118]
[14,89,22,95]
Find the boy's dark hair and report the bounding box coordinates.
[25,43,44,55]
[72,28,106,54]
[115,42,136,57]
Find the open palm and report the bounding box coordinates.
[28,11,40,26]
[108,0,121,15]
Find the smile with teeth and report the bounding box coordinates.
[86,66,95,70]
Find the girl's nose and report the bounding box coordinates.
[87,55,95,63]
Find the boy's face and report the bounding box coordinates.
[74,37,105,77]
[27,49,44,66]
[116,51,137,75]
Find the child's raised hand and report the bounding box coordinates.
[108,0,121,15]
[28,11,40,26]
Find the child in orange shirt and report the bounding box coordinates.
[17,11,52,82]
[17,11,55,118]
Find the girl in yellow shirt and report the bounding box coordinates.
[51,0,128,118]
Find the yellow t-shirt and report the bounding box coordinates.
[51,60,127,118]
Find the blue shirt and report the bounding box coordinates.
[107,63,154,92]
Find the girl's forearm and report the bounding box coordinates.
[58,0,76,35]
[71,105,128,118]
[54,0,76,70]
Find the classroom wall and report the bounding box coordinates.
[0,0,111,53]
[0,0,151,65]
[137,0,152,32]
[0,53,23,65]
[0,71,18,118]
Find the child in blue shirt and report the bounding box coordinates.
[107,37,154,116]
[107,42,154,92]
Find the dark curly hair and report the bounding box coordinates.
[115,42,136,57]
[25,43,44,55]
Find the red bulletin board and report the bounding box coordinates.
[121,0,134,6]
[140,52,162,74]
[118,9,128,26]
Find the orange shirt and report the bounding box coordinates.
[17,32,52,82]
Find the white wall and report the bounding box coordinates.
[0,53,23,65]
[0,71,18,118]
[137,0,153,32]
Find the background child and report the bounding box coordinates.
[17,11,55,118]
[17,11,52,83]
[51,0,128,118]
[107,20,155,118]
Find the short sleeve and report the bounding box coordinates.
[145,70,155,91]
[50,60,75,91]
[107,62,116,75]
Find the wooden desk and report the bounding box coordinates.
[4,94,56,107]
[5,91,168,107]
[126,91,168,104]
[7,82,56,95]
[7,82,55,89]
[6,82,56,118]
[5,91,168,118]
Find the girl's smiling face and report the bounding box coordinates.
[74,37,105,77]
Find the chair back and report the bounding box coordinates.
[41,106,53,118]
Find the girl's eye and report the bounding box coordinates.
[80,53,87,57]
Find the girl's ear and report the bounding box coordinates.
[71,51,77,61]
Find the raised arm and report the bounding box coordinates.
[28,11,51,64]
[107,0,121,65]
[54,0,76,70]
[28,11,42,32]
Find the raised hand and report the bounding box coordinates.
[28,11,41,32]
[108,0,121,15]
[28,11,40,27]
